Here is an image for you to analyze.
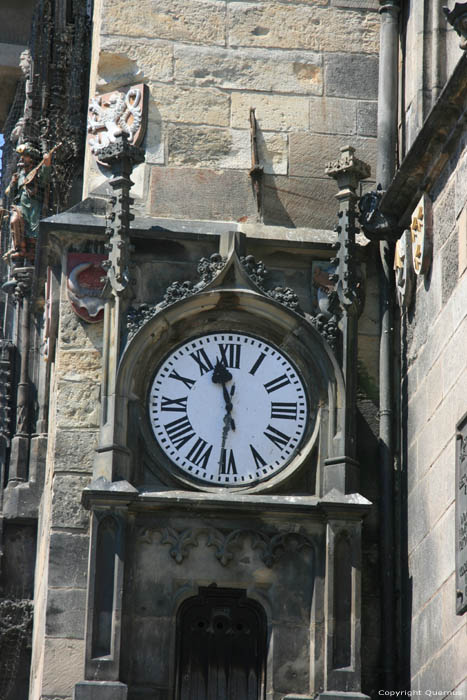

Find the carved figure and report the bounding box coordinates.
[3,143,52,263]
[87,87,143,154]
[10,50,33,148]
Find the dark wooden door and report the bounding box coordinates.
[176,587,267,700]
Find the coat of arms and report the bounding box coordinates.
[87,84,148,156]
[67,254,106,323]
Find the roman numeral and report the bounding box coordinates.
[168,369,196,390]
[271,402,298,420]
[190,348,213,375]
[186,438,212,469]
[160,396,188,412]
[264,424,290,449]
[219,448,237,474]
[164,416,195,450]
[250,444,267,469]
[264,374,291,394]
[218,343,241,369]
[249,352,266,376]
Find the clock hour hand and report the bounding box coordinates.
[212,360,236,431]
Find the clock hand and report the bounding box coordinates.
[212,360,236,431]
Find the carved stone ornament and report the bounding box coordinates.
[137,525,315,568]
[394,229,415,308]
[125,250,303,340]
[87,84,148,157]
[410,195,432,276]
[67,253,106,323]
[456,414,467,614]
[443,2,467,50]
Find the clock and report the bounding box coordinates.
[148,332,309,487]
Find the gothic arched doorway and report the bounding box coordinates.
[175,587,267,699]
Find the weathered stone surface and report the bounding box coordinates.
[52,474,90,529]
[59,300,103,352]
[174,45,323,95]
[74,681,128,700]
[325,53,379,99]
[54,430,98,474]
[258,131,288,174]
[331,0,378,8]
[228,4,379,54]
[356,100,377,137]
[458,204,467,277]
[433,177,456,253]
[410,586,445,676]
[56,349,102,384]
[263,174,338,229]
[150,166,257,221]
[149,83,230,127]
[414,626,467,693]
[102,0,226,46]
[442,230,458,304]
[231,92,309,131]
[97,39,173,91]
[408,504,455,614]
[46,588,86,639]
[425,357,443,421]
[49,533,89,589]
[442,319,467,397]
[455,148,467,218]
[289,132,376,178]
[56,380,100,429]
[273,623,310,694]
[168,126,250,169]
[309,96,356,135]
[42,638,85,696]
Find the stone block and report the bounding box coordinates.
[49,532,89,589]
[144,114,165,165]
[442,574,467,643]
[149,83,230,126]
[410,586,444,675]
[42,637,85,696]
[433,177,457,254]
[174,45,323,95]
[168,125,250,169]
[55,380,100,429]
[53,430,98,474]
[415,626,467,693]
[46,587,87,639]
[442,319,467,397]
[356,100,377,137]
[56,349,102,384]
[228,4,379,54]
[74,681,128,700]
[262,175,339,230]
[331,0,378,7]
[325,53,379,99]
[122,615,172,686]
[101,0,226,46]
[52,474,90,529]
[273,623,310,694]
[409,504,455,614]
[458,204,467,277]
[97,39,173,91]
[289,132,376,179]
[58,300,103,352]
[407,381,427,449]
[455,148,467,218]
[442,230,459,305]
[309,96,356,135]
[150,166,257,221]
[425,358,443,420]
[231,92,309,132]
[257,131,288,174]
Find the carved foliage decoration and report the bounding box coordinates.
[67,253,106,323]
[87,84,148,156]
[137,525,315,568]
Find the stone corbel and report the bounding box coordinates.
[358,186,403,242]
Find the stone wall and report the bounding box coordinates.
[401,138,467,692]
[29,257,103,700]
[84,0,380,229]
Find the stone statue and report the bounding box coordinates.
[10,49,32,148]
[3,143,53,263]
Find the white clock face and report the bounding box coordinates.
[148,332,309,487]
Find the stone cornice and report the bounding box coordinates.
[380,53,467,227]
